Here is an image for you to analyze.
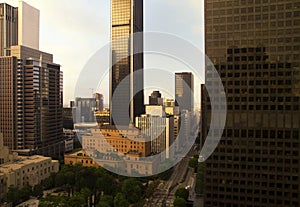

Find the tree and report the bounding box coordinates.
[188,155,199,168]
[39,195,69,207]
[173,197,186,207]
[175,188,189,201]
[188,157,198,168]
[69,193,85,207]
[33,184,43,198]
[80,187,91,206]
[195,163,204,194]
[99,195,113,207]
[7,185,20,205]
[113,193,129,207]
[121,178,142,203]
[55,172,66,187]
[43,173,55,190]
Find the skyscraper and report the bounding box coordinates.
[110,0,144,126]
[0,1,39,56]
[0,3,18,56]
[203,1,300,206]
[0,2,62,157]
[0,45,63,156]
[175,72,194,113]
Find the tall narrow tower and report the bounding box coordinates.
[110,0,144,126]
[175,72,194,113]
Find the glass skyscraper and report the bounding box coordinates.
[203,0,300,206]
[110,0,144,125]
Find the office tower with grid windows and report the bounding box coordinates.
[202,1,300,206]
[110,0,144,126]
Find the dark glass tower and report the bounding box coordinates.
[175,72,194,112]
[202,1,300,206]
[110,0,144,126]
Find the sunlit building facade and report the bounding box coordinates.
[110,0,144,125]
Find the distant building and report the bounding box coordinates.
[136,95,175,158]
[164,99,180,116]
[64,139,74,153]
[149,91,163,105]
[93,93,104,111]
[64,150,99,168]
[74,97,96,123]
[136,114,174,159]
[175,72,194,113]
[63,129,81,149]
[94,109,110,127]
[145,105,165,117]
[82,127,151,157]
[63,107,74,130]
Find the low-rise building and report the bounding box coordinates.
[64,150,99,167]
[82,126,151,157]
[0,156,59,197]
[0,134,59,201]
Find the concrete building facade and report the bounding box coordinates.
[0,45,63,156]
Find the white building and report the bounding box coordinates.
[136,105,174,159]
[18,1,39,50]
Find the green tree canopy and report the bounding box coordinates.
[121,178,142,203]
[114,193,129,207]
[175,188,189,201]
[173,197,186,207]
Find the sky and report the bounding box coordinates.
[1,0,204,107]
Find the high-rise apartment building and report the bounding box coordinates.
[0,45,63,157]
[203,1,300,206]
[110,0,144,125]
[175,72,194,113]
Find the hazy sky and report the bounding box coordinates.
[1,0,204,107]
